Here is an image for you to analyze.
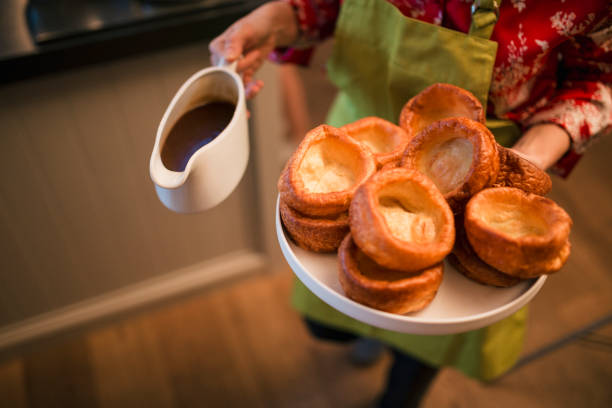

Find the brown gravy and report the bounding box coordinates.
[161,101,235,172]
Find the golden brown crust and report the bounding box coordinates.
[400,117,499,212]
[491,146,552,195]
[379,161,400,172]
[341,116,411,168]
[464,187,572,278]
[450,223,522,287]
[338,234,443,314]
[279,199,349,253]
[349,167,455,273]
[399,83,485,139]
[278,125,377,217]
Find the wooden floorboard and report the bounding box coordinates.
[3,265,609,408]
[0,358,27,408]
[87,320,176,408]
[22,337,99,408]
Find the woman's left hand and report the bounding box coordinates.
[510,123,571,170]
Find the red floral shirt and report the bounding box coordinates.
[273,0,612,177]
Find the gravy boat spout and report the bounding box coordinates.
[149,61,248,213]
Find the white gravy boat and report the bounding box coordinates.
[149,60,248,213]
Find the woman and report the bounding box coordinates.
[210,1,611,406]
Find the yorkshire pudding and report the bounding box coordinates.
[465,187,572,278]
[399,83,485,139]
[401,117,499,211]
[278,125,376,217]
[279,198,349,252]
[338,234,443,314]
[491,146,552,195]
[340,117,411,168]
[450,222,522,287]
[350,167,454,273]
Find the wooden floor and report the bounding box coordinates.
[1,46,612,407]
[0,259,611,408]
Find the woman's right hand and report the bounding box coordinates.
[209,1,299,99]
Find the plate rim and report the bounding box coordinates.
[276,195,547,334]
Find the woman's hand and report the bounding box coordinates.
[209,1,299,99]
[511,123,571,170]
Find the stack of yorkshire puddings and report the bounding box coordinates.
[279,83,572,315]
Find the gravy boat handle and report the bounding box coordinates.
[217,56,239,73]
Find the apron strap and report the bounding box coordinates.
[469,0,501,40]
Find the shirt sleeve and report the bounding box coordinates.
[270,0,341,65]
[521,18,612,177]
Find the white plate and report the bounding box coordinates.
[276,196,547,335]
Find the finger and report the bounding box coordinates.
[209,24,246,65]
[209,36,225,65]
[242,57,266,80]
[246,56,265,77]
[245,82,259,100]
[209,35,223,54]
[245,80,264,100]
[242,72,253,87]
[223,25,250,61]
[242,70,257,88]
[236,49,262,73]
[239,59,266,83]
[210,52,223,66]
[242,67,258,86]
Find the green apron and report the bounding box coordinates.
[291,0,527,381]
